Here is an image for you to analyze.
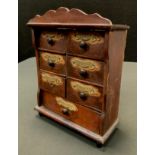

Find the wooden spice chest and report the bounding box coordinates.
[27,7,129,147]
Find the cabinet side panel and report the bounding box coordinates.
[104,30,127,133]
[31,28,42,106]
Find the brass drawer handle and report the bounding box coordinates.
[79,69,88,78]
[79,92,88,101]
[62,108,70,115]
[79,41,87,49]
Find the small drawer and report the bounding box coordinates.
[68,31,105,60]
[67,56,104,85]
[40,71,65,97]
[40,52,66,75]
[39,31,67,53]
[41,91,101,134]
[67,79,104,111]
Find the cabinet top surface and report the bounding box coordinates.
[27,7,129,30]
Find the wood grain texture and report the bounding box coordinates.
[39,51,66,75]
[68,31,106,60]
[67,79,104,112]
[34,105,118,144]
[27,7,112,27]
[28,7,129,145]
[38,30,68,53]
[104,30,128,133]
[39,70,66,97]
[40,91,102,134]
[67,56,105,85]
[27,7,129,30]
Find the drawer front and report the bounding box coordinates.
[67,56,104,85]
[40,71,65,97]
[40,52,66,75]
[68,31,105,60]
[67,79,104,111]
[41,91,101,134]
[39,31,67,53]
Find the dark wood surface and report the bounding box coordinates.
[40,91,102,134]
[104,30,127,133]
[67,56,105,85]
[38,30,68,53]
[27,7,129,30]
[19,58,137,154]
[39,51,66,75]
[34,105,111,144]
[28,7,129,144]
[66,78,104,112]
[19,1,136,63]
[67,31,106,60]
[39,70,66,97]
[27,7,112,27]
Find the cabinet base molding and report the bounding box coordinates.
[34,105,118,144]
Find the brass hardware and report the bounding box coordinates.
[41,73,63,86]
[71,81,101,97]
[71,32,104,44]
[56,97,78,112]
[71,57,101,72]
[42,32,64,41]
[41,53,65,65]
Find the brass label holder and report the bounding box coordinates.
[41,73,63,86]
[71,57,101,72]
[56,97,78,112]
[71,32,104,44]
[41,53,65,65]
[42,32,64,41]
[71,81,101,97]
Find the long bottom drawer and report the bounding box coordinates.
[40,91,103,134]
